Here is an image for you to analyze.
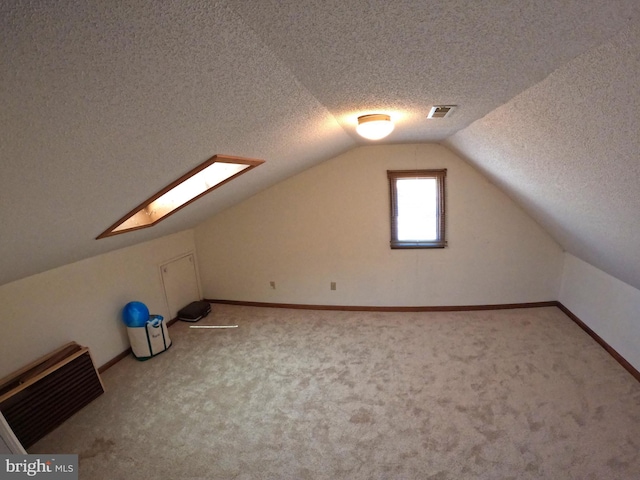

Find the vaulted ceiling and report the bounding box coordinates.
[2,1,639,290]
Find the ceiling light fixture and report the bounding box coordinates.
[356,114,394,140]
[97,154,264,239]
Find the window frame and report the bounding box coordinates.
[96,154,264,239]
[387,169,447,249]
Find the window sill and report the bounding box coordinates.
[390,241,447,249]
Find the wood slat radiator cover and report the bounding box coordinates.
[0,342,105,449]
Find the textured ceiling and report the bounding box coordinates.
[446,22,640,290]
[1,0,640,288]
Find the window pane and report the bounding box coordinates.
[387,169,446,249]
[396,178,437,241]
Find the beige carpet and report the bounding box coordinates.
[30,305,640,479]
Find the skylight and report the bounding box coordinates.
[97,155,264,239]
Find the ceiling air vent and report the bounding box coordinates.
[427,105,456,119]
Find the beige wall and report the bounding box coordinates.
[560,253,640,371]
[5,143,634,384]
[195,144,563,306]
[0,230,196,378]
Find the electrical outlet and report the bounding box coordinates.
[270,281,276,289]
[330,282,336,290]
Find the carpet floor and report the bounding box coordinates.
[30,305,640,479]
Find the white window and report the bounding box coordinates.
[387,169,447,249]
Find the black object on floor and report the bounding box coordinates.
[177,301,212,322]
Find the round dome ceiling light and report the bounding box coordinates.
[356,114,394,140]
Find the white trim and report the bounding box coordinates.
[0,412,26,454]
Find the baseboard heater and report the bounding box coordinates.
[0,342,105,449]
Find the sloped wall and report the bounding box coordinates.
[445,25,640,293]
[0,230,196,379]
[195,144,563,306]
[560,253,640,371]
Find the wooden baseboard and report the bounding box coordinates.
[555,302,640,383]
[209,298,639,383]
[100,301,554,372]
[99,301,640,385]
[205,298,558,312]
[98,348,131,374]
[166,316,179,327]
